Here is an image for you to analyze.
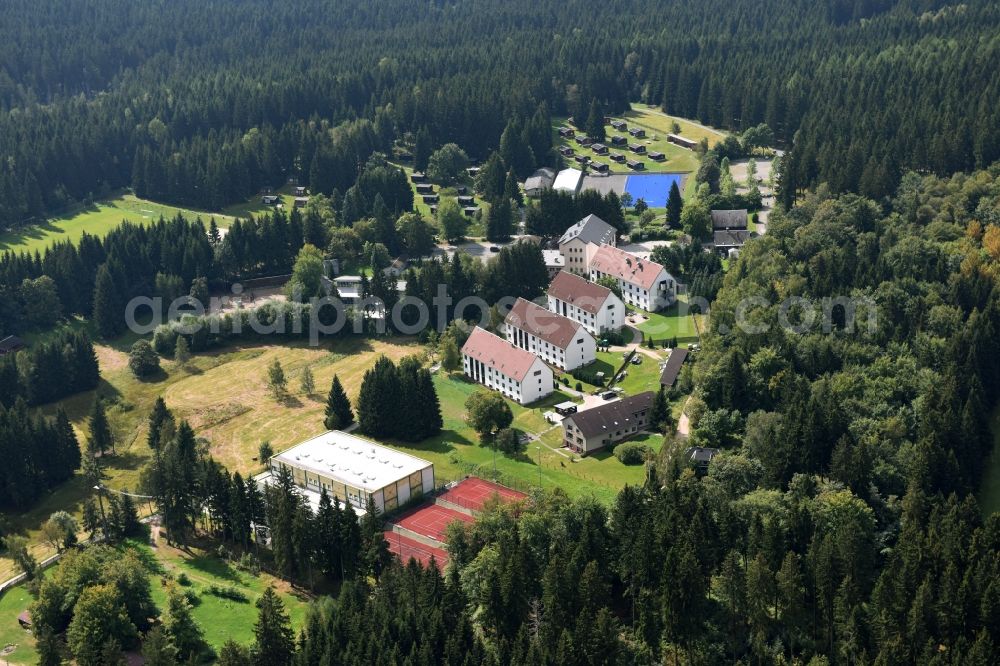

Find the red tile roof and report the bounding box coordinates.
[589,244,668,292]
[461,327,540,381]
[547,271,615,314]
[505,298,587,350]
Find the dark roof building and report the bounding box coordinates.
[628,127,646,138]
[610,153,626,163]
[561,392,655,454]
[648,151,665,162]
[628,143,646,154]
[410,172,427,183]
[713,229,751,250]
[667,134,697,149]
[659,347,689,387]
[626,159,645,171]
[711,209,749,230]
[422,194,439,204]
[0,335,26,355]
[592,162,609,174]
[685,446,720,474]
[591,143,608,155]
[610,135,627,146]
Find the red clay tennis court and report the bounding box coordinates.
[392,502,473,542]
[439,477,528,512]
[383,530,449,568]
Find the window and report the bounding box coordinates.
[534,369,542,376]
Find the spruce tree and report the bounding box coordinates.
[324,374,354,430]
[252,588,295,666]
[142,626,179,666]
[173,335,191,366]
[440,335,461,373]
[666,181,683,228]
[88,397,114,457]
[92,264,122,339]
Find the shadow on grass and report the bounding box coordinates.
[188,554,244,585]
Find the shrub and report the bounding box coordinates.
[614,442,651,465]
[206,585,248,602]
[176,572,191,586]
[495,428,523,455]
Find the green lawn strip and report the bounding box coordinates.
[634,302,700,344]
[551,114,702,182]
[623,105,726,147]
[0,580,37,665]
[374,373,642,502]
[221,186,298,219]
[0,194,237,254]
[140,540,308,651]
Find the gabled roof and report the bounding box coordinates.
[589,244,670,291]
[0,335,26,354]
[563,392,655,438]
[547,271,615,314]
[505,298,589,350]
[558,214,616,246]
[525,168,556,192]
[711,209,748,230]
[713,230,751,247]
[461,327,541,382]
[659,347,688,386]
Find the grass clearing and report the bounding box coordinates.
[0,335,423,581]
[0,536,310,666]
[0,194,238,255]
[634,301,701,344]
[378,373,652,503]
[0,581,35,665]
[624,105,726,148]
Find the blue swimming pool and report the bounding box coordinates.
[624,173,685,208]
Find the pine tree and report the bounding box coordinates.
[585,99,606,142]
[142,626,178,666]
[299,366,315,395]
[440,334,461,373]
[324,374,354,430]
[92,264,122,339]
[36,624,63,666]
[163,585,205,662]
[666,181,683,228]
[173,335,191,366]
[252,588,295,666]
[147,397,174,453]
[88,397,114,457]
[650,386,671,432]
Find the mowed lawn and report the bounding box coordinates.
[0,537,310,666]
[635,300,701,344]
[0,581,35,665]
[623,105,726,148]
[0,194,238,254]
[379,373,654,503]
[0,335,423,581]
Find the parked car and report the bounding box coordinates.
[630,356,642,365]
[601,391,617,400]
[489,246,500,253]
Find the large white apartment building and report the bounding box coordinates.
[558,214,617,275]
[546,271,625,336]
[504,298,596,371]
[461,327,554,405]
[588,244,678,312]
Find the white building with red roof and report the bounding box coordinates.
[546,271,625,336]
[461,327,554,404]
[504,298,596,371]
[588,244,678,312]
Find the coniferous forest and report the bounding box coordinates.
[0,0,997,225]
[1,1,1000,665]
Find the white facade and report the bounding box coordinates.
[463,352,553,405]
[504,320,595,372]
[590,265,676,311]
[561,238,602,275]
[547,290,625,336]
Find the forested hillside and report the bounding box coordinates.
[0,0,998,224]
